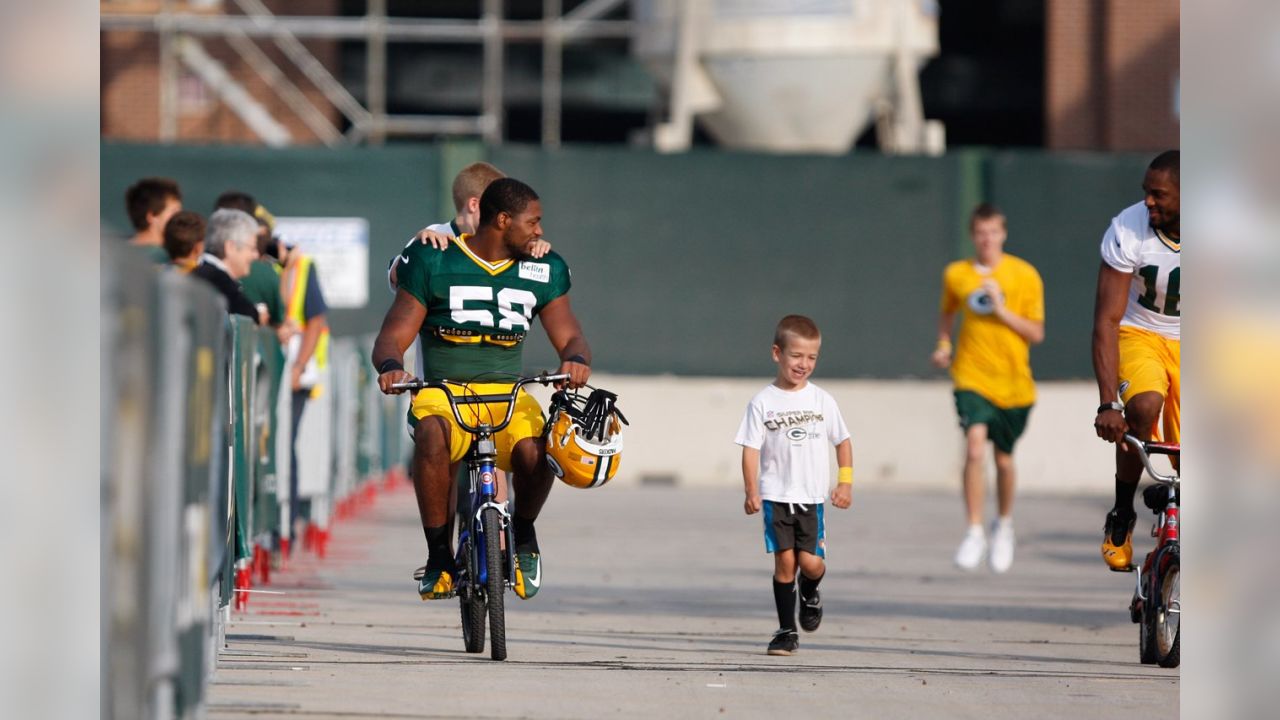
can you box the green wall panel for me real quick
[490,145,964,378]
[985,151,1153,380]
[102,142,1152,380]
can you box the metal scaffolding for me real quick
[100,0,633,147]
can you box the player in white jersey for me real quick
[1091,150,1180,571]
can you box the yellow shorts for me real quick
[409,382,546,470]
[1118,326,1181,444]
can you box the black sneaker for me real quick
[799,589,823,632]
[766,629,799,656]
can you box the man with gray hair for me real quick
[191,208,262,324]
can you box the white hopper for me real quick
[633,0,941,154]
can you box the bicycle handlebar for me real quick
[389,373,572,436]
[1123,433,1180,485]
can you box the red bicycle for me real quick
[1123,433,1180,668]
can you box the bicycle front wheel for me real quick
[1155,551,1180,668]
[483,507,507,661]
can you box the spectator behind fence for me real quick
[278,234,330,548]
[163,210,206,273]
[192,209,262,324]
[125,177,183,265]
[214,190,287,330]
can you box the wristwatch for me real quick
[1097,401,1124,414]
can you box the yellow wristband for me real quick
[838,467,853,485]
[935,339,952,353]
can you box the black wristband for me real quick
[566,354,588,366]
[377,358,404,374]
[1097,402,1124,414]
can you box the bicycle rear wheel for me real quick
[459,534,485,654]
[482,507,507,661]
[1154,551,1180,668]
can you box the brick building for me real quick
[102,1,1181,152]
[101,0,342,145]
[1045,0,1180,151]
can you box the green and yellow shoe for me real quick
[417,568,455,600]
[513,551,542,600]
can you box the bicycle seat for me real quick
[1142,483,1177,513]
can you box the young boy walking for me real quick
[735,315,853,656]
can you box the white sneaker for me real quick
[954,525,987,571]
[989,518,1015,574]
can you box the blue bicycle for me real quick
[394,372,569,661]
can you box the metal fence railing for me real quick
[101,244,409,720]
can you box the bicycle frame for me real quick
[459,433,512,593]
[1125,433,1180,601]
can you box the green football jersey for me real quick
[397,236,571,381]
[239,259,285,326]
[134,243,170,265]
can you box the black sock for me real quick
[513,516,538,553]
[424,525,453,570]
[1108,477,1137,545]
[1114,474,1138,519]
[799,570,825,602]
[773,579,797,632]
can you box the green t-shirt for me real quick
[397,236,571,381]
[239,259,285,326]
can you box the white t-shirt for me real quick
[1099,202,1181,340]
[734,382,851,504]
[387,221,454,293]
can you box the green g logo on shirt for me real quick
[966,288,996,315]
[786,427,807,442]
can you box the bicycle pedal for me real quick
[1128,599,1142,623]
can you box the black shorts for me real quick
[762,501,826,558]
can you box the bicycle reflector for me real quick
[544,387,628,489]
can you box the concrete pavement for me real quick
[207,483,1178,719]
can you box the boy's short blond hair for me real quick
[451,162,506,213]
[773,314,821,350]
